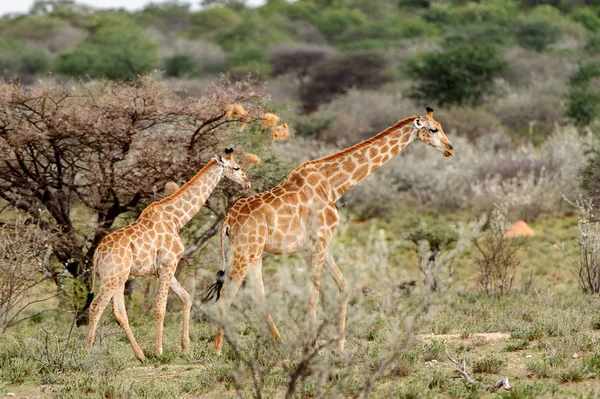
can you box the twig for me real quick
[445,348,476,385]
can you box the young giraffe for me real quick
[87,149,250,362]
[210,107,454,354]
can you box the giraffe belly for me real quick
[264,229,306,255]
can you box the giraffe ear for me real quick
[414,118,424,129]
[213,155,227,166]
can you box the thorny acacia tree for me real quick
[0,75,277,307]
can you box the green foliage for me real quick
[187,6,241,37]
[336,15,437,50]
[572,8,600,32]
[214,14,292,52]
[515,16,562,52]
[423,0,517,27]
[0,15,69,44]
[291,115,334,138]
[445,24,512,47]
[0,39,51,81]
[567,63,600,126]
[164,53,198,77]
[313,8,369,42]
[585,32,600,53]
[56,17,157,80]
[405,42,506,106]
[405,220,458,253]
[472,356,506,373]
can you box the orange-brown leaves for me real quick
[261,113,280,127]
[270,123,290,140]
[243,153,262,167]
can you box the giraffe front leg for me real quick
[170,277,192,353]
[154,270,174,356]
[324,252,349,352]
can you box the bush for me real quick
[313,8,369,43]
[301,51,391,112]
[406,42,506,106]
[515,17,561,52]
[164,53,198,77]
[156,38,226,75]
[472,205,522,297]
[56,21,157,80]
[566,63,600,126]
[0,40,51,83]
[319,89,418,143]
[571,8,600,32]
[187,6,241,38]
[574,198,600,294]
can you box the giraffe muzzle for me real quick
[443,144,454,157]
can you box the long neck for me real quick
[310,117,417,201]
[158,160,223,229]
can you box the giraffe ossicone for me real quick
[210,107,454,355]
[85,149,250,362]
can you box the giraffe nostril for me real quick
[447,144,453,150]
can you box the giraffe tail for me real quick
[201,221,229,303]
[81,251,98,313]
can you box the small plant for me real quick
[408,219,482,292]
[164,53,199,77]
[472,356,506,374]
[574,198,600,294]
[472,205,522,297]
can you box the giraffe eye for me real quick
[233,167,240,171]
[429,128,439,133]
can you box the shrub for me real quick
[313,8,369,43]
[0,40,51,83]
[574,198,600,294]
[0,221,53,330]
[156,38,226,75]
[301,51,391,113]
[472,356,506,374]
[567,63,600,126]
[164,53,198,77]
[571,8,600,32]
[319,89,419,143]
[515,17,561,52]
[56,21,157,80]
[472,205,522,297]
[188,6,241,37]
[405,42,506,106]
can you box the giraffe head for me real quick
[214,148,251,188]
[413,107,454,157]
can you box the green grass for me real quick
[2,211,599,398]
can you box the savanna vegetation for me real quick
[3,0,600,398]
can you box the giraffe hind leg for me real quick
[247,257,280,340]
[214,259,248,356]
[86,283,119,351]
[112,286,145,361]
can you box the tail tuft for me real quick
[81,292,95,313]
[202,270,225,303]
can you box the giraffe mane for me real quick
[149,159,218,208]
[305,115,417,165]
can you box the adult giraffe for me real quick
[210,107,454,354]
[87,149,250,362]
